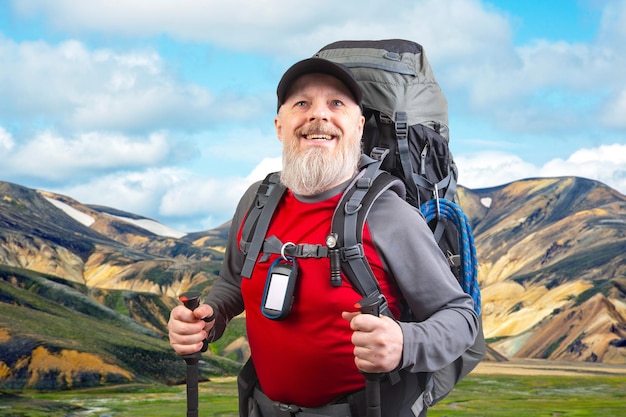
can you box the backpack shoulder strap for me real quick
[331,149,405,304]
[240,172,286,278]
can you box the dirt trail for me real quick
[472,359,626,377]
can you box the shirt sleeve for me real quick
[204,181,260,342]
[366,190,480,373]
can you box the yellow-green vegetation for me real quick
[1,380,239,417]
[27,346,133,389]
[0,268,238,390]
[429,374,626,416]
[2,373,625,417]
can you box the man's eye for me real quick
[331,100,344,107]
[295,101,308,107]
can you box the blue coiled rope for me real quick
[420,198,481,316]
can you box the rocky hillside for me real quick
[1,175,625,391]
[0,181,237,390]
[1,181,226,297]
[460,176,626,363]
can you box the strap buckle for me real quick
[273,401,301,417]
[370,146,390,162]
[395,111,408,140]
[341,244,365,261]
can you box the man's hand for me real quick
[342,311,403,373]
[168,304,214,355]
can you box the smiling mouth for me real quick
[304,133,334,141]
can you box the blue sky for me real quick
[1,0,625,232]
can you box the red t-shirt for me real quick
[240,190,401,407]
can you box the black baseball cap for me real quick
[276,58,362,111]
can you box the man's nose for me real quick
[309,102,329,121]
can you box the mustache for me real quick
[295,122,341,137]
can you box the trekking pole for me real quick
[356,295,384,417]
[179,291,210,417]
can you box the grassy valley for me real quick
[2,369,625,417]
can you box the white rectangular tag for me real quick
[264,272,290,311]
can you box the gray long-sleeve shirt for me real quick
[206,175,479,376]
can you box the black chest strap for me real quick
[240,172,286,278]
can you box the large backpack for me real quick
[239,39,485,415]
[319,39,484,410]
[316,39,460,262]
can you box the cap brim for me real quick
[276,58,362,110]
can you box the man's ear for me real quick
[274,116,284,142]
[356,114,365,138]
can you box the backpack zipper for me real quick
[420,142,429,176]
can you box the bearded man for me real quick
[168,58,479,417]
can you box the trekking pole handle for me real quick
[180,291,202,311]
[179,292,211,355]
[355,295,383,417]
[178,291,210,417]
[181,291,217,322]
[356,295,382,317]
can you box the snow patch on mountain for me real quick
[46,197,185,238]
[46,197,95,227]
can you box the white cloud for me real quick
[445,36,626,135]
[8,0,624,136]
[0,36,260,133]
[246,157,282,183]
[12,0,351,51]
[157,156,282,228]
[54,167,188,219]
[540,144,626,193]
[0,126,15,151]
[566,143,626,165]
[601,88,626,129]
[160,176,250,217]
[50,166,260,232]
[45,147,280,231]
[199,127,282,168]
[11,0,509,58]
[457,143,626,196]
[597,0,626,45]
[2,131,172,180]
[455,151,538,189]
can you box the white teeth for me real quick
[306,134,332,140]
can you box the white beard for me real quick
[280,138,361,196]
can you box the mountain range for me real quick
[461,177,626,363]
[1,175,625,390]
